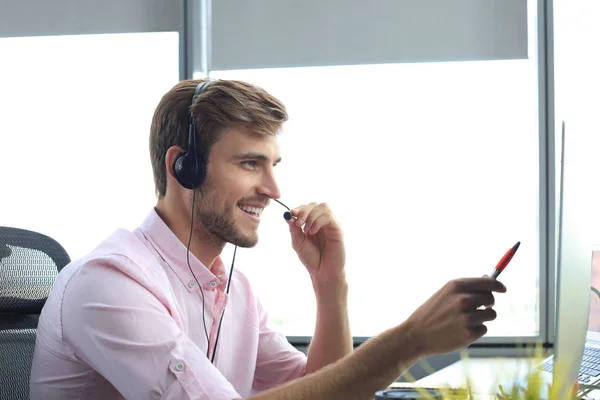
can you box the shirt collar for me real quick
[138,208,228,292]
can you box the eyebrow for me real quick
[233,152,282,164]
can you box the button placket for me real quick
[213,291,228,318]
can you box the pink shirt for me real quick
[30,209,306,400]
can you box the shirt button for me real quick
[175,363,185,371]
[188,281,196,288]
[209,281,217,288]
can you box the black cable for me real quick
[186,186,237,364]
[272,198,293,220]
[186,188,211,358]
[186,193,289,363]
[210,245,236,364]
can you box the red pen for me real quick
[490,241,520,279]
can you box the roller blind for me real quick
[0,0,184,37]
[211,0,528,70]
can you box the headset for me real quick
[173,79,234,365]
[173,80,212,190]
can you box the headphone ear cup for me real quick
[173,151,206,189]
[175,80,212,191]
[173,152,194,189]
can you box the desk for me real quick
[389,357,537,399]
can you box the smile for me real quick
[238,204,264,222]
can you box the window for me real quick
[1,0,545,344]
[553,1,600,133]
[208,59,540,339]
[0,32,179,260]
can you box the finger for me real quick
[479,275,495,309]
[458,292,495,311]
[303,203,331,233]
[468,324,488,339]
[292,203,318,228]
[450,277,506,293]
[305,213,333,235]
[467,308,498,325]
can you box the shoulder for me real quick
[65,228,168,287]
[48,229,173,316]
[38,228,171,342]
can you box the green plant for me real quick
[394,345,583,400]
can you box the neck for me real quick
[155,198,225,271]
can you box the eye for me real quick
[241,160,257,168]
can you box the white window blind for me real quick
[211,0,528,70]
[0,0,183,37]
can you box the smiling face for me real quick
[193,126,282,248]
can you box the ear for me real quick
[165,145,186,179]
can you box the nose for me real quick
[257,167,281,200]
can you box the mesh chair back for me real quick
[0,226,70,400]
[0,329,37,400]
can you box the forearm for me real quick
[249,320,422,400]
[306,279,353,374]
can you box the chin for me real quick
[223,222,259,248]
[235,232,258,248]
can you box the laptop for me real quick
[538,249,600,397]
[500,120,598,399]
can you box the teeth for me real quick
[239,204,263,216]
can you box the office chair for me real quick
[0,226,70,400]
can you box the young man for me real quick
[30,79,506,400]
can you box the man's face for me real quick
[194,127,282,248]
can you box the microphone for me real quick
[272,198,294,220]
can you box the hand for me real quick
[286,202,346,285]
[405,277,507,357]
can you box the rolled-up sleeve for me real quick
[252,298,307,392]
[61,255,241,400]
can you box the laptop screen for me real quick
[588,251,600,333]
